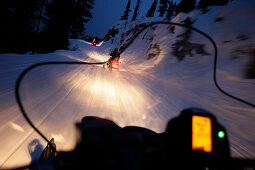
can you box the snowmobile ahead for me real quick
[91,38,97,46]
[104,48,120,71]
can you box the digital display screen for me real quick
[192,115,212,152]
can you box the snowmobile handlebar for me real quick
[9,108,255,170]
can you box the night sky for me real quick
[86,0,181,38]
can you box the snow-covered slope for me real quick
[0,41,110,168]
[0,0,255,168]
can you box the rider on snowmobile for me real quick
[92,38,97,46]
[108,48,120,70]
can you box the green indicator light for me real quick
[218,131,225,138]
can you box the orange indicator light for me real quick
[192,115,212,152]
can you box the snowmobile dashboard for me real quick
[8,108,255,170]
[164,108,230,167]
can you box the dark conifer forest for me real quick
[0,0,94,54]
[0,0,231,54]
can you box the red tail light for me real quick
[111,60,119,69]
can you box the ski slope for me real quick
[0,0,255,168]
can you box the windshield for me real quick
[0,22,254,168]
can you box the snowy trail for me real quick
[0,49,96,167]
[1,38,255,168]
[1,2,255,165]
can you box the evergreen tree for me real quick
[70,0,94,39]
[165,0,176,20]
[41,0,73,52]
[176,0,196,14]
[32,0,47,33]
[40,0,94,52]
[0,0,48,53]
[158,0,169,17]
[132,0,141,21]
[0,0,94,53]
[146,0,158,17]
[120,0,131,20]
